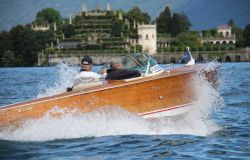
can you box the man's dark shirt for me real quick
[105,69,141,80]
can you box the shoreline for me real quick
[0,62,250,69]
[38,49,250,66]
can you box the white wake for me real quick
[0,62,224,141]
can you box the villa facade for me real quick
[138,24,157,54]
[200,25,236,45]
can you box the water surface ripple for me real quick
[0,63,249,159]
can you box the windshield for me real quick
[122,53,162,75]
[98,53,162,76]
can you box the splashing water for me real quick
[0,62,224,142]
[199,61,221,72]
[37,63,78,98]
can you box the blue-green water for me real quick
[0,63,249,159]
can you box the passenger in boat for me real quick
[180,47,195,65]
[105,60,141,80]
[66,55,105,92]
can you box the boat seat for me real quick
[124,70,164,82]
[73,81,104,91]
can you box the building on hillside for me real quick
[200,24,236,45]
[31,24,50,31]
[54,2,159,55]
[138,24,157,54]
[217,25,232,37]
[155,24,236,51]
[57,1,128,52]
[157,37,176,49]
[81,1,111,16]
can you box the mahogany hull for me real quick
[0,66,197,127]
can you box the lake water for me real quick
[0,63,249,159]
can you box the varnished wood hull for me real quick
[0,66,198,127]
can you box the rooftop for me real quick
[217,25,231,30]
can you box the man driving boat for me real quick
[105,60,141,80]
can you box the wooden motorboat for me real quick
[0,53,216,127]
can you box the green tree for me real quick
[243,24,250,47]
[156,6,171,33]
[227,19,239,34]
[226,20,246,47]
[63,24,75,38]
[0,31,13,58]
[175,32,201,48]
[209,29,218,37]
[9,25,24,56]
[111,19,124,37]
[4,24,54,66]
[1,50,16,67]
[169,13,191,36]
[35,30,54,50]
[180,12,191,31]
[13,27,39,66]
[228,19,235,28]
[234,27,244,47]
[142,12,151,24]
[201,30,212,37]
[127,6,150,24]
[169,13,180,36]
[36,8,61,24]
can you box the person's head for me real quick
[186,46,190,52]
[80,55,93,71]
[111,59,123,70]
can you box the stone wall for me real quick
[38,49,250,66]
[38,53,125,66]
[155,50,250,63]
